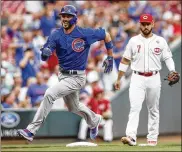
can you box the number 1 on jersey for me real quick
[137,45,141,53]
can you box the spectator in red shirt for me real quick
[78,86,113,142]
[172,14,181,38]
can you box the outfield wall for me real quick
[1,110,81,138]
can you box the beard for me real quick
[62,21,73,30]
[141,28,152,36]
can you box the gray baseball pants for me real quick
[27,72,100,135]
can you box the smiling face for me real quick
[60,14,74,30]
[140,22,154,36]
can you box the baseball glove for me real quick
[164,71,180,86]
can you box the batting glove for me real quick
[102,56,113,73]
[40,47,52,61]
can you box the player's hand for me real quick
[41,47,52,57]
[102,56,113,73]
[40,47,52,61]
[114,80,121,90]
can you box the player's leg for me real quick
[63,91,101,129]
[26,81,73,134]
[18,74,85,140]
[63,91,102,140]
[17,85,58,140]
[122,73,146,145]
[77,118,88,140]
[103,119,113,142]
[146,73,161,145]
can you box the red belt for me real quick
[134,71,158,77]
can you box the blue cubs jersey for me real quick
[43,26,106,70]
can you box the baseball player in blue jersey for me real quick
[17,5,114,141]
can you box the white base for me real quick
[138,143,156,147]
[66,142,98,147]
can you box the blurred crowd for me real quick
[1,1,181,109]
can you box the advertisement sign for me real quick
[1,110,81,138]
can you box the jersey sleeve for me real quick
[161,38,172,61]
[86,27,106,45]
[122,39,132,60]
[43,29,58,52]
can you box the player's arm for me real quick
[41,30,57,61]
[104,32,113,57]
[115,57,131,90]
[114,38,132,90]
[162,39,176,72]
[102,32,114,73]
[164,57,175,72]
[87,28,113,73]
[161,38,180,86]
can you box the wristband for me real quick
[119,63,129,72]
[105,41,113,50]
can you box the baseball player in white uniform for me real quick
[114,14,179,146]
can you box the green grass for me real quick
[2,141,181,151]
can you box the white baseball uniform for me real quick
[122,33,172,141]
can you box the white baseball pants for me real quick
[126,72,161,141]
